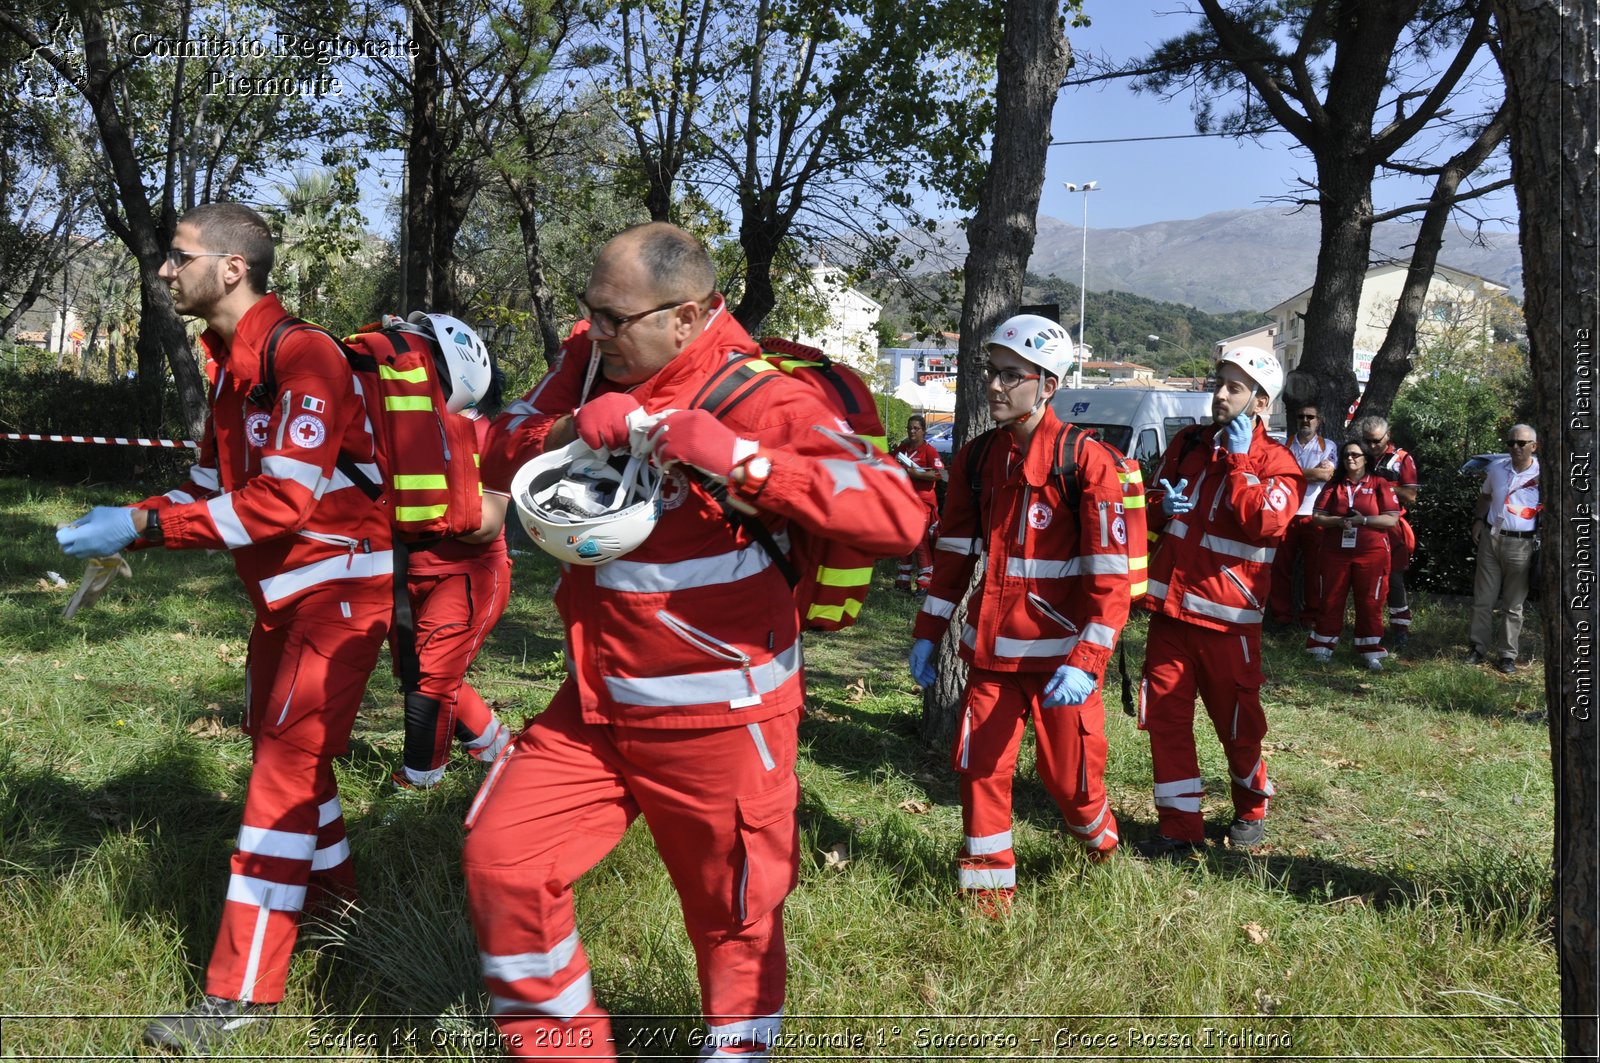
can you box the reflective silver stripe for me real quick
[596,543,772,593]
[994,634,1073,657]
[226,874,306,911]
[1068,801,1111,838]
[1353,636,1383,646]
[164,489,196,505]
[317,797,343,827]
[1080,623,1117,649]
[258,549,395,604]
[1307,632,1337,646]
[1241,472,1261,485]
[936,536,979,555]
[1154,778,1201,797]
[1240,635,1251,665]
[603,642,802,708]
[236,826,316,862]
[1154,795,1202,812]
[921,595,957,619]
[327,462,381,494]
[311,838,351,871]
[965,831,1013,856]
[1006,555,1129,578]
[747,723,776,772]
[262,454,325,494]
[490,971,593,1020]
[702,1012,783,1056]
[1232,760,1276,797]
[190,466,220,492]
[1165,520,1190,539]
[958,867,1016,889]
[240,889,272,1003]
[482,928,582,982]
[207,495,253,548]
[1181,591,1261,625]
[1200,533,1276,563]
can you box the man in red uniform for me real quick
[1354,415,1421,649]
[56,204,392,1052]
[892,414,944,594]
[907,315,1128,912]
[1138,347,1304,857]
[464,223,923,1058]
[1267,404,1337,629]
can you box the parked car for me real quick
[925,420,955,456]
[1459,452,1507,476]
[1049,387,1216,469]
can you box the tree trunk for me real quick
[403,2,440,315]
[512,198,563,365]
[731,217,781,335]
[134,255,206,440]
[1492,2,1598,1058]
[918,0,1071,748]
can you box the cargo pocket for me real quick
[734,772,800,927]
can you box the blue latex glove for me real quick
[1159,478,1193,516]
[909,638,937,687]
[57,506,138,559]
[1225,412,1255,454]
[1042,665,1097,707]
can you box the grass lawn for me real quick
[0,475,1557,1059]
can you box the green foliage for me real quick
[0,368,193,483]
[875,393,913,441]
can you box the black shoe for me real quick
[1464,648,1486,665]
[1496,657,1517,675]
[1134,835,1202,862]
[144,995,273,1053]
[1226,817,1267,849]
[1388,630,1409,651]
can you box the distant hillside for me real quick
[906,206,1523,313]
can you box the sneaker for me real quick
[1496,657,1517,675]
[965,888,1014,919]
[1226,817,1267,849]
[1134,835,1202,862]
[1464,647,1486,665]
[144,995,273,1053]
[1365,657,1383,672]
[390,769,440,792]
[1306,647,1333,663]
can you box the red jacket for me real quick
[1314,473,1399,556]
[1143,420,1305,633]
[912,409,1130,678]
[485,304,925,729]
[136,294,392,617]
[893,439,943,500]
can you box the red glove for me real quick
[647,409,756,479]
[573,392,642,452]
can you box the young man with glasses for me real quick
[56,203,393,1052]
[1269,405,1338,629]
[470,222,923,1058]
[1467,426,1541,673]
[906,314,1130,912]
[1352,415,1421,649]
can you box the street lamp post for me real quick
[1063,181,1100,388]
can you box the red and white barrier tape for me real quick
[3,432,199,449]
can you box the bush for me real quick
[876,393,914,444]
[0,368,194,484]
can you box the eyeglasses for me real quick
[1296,414,1318,421]
[1361,436,1386,446]
[981,364,1041,389]
[164,249,234,270]
[1343,451,1365,460]
[1507,439,1535,448]
[578,295,692,337]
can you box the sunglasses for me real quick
[1507,439,1535,448]
[1343,451,1365,459]
[1296,413,1318,420]
[164,249,234,270]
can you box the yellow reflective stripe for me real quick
[806,598,864,623]
[385,396,434,412]
[773,358,821,372]
[379,364,430,384]
[393,474,448,491]
[1120,468,1144,485]
[396,504,449,521]
[863,433,888,451]
[744,360,779,374]
[1129,579,1149,598]
[1131,554,1148,570]
[815,566,873,587]
[473,453,481,466]
[1122,494,1146,509]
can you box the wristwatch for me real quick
[140,508,164,544]
[733,454,773,500]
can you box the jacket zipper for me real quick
[1098,500,1109,546]
[1016,485,1030,548]
[1220,565,1262,611]
[657,609,759,701]
[1026,592,1079,634]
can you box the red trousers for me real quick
[1138,614,1274,843]
[1308,548,1390,663]
[896,496,938,589]
[461,682,798,1059]
[1267,516,1323,626]
[952,668,1118,890]
[207,590,389,1003]
[397,559,513,783]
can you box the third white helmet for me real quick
[511,440,662,566]
[987,314,1075,379]
[1216,345,1284,405]
[405,312,493,414]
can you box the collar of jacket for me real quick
[198,292,291,369]
[1014,405,1065,488]
[629,297,762,405]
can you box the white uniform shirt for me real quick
[1289,434,1338,516]
[1482,456,1541,532]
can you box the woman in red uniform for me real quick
[1306,442,1400,670]
[892,414,944,593]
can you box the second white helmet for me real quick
[1216,345,1284,405]
[987,314,1076,379]
[511,440,662,566]
[404,312,493,414]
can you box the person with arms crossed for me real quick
[56,203,392,1053]
[1268,404,1337,629]
[1138,347,1304,857]
[465,223,924,1058]
[893,413,945,594]
[908,315,1129,914]
[1466,425,1540,673]
[1354,415,1421,650]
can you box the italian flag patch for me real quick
[301,395,326,413]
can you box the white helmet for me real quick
[1217,345,1284,404]
[987,314,1075,378]
[404,312,493,414]
[510,440,662,566]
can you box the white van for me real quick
[1049,387,1215,469]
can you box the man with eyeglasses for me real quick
[55,203,393,1052]
[1352,415,1421,649]
[1467,426,1541,673]
[906,314,1130,913]
[1137,347,1304,858]
[471,222,923,1058]
[1268,405,1338,629]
